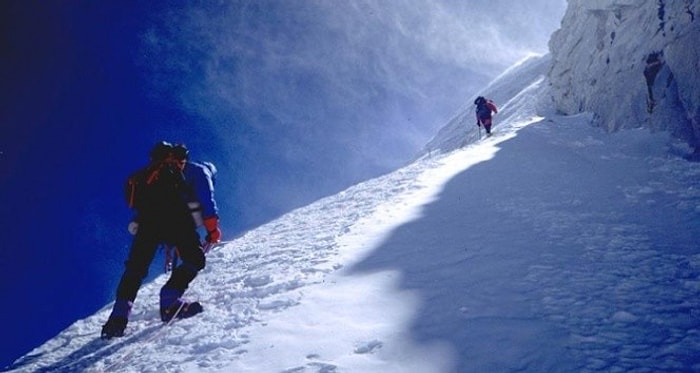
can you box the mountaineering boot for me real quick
[160,287,203,322]
[160,300,203,322]
[101,299,132,339]
[101,317,127,339]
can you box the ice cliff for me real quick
[549,0,700,152]
[424,1,699,156]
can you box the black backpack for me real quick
[124,160,188,214]
[475,99,491,118]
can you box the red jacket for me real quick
[476,100,498,121]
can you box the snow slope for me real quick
[6,49,700,372]
[422,53,551,154]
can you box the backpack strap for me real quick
[124,161,172,209]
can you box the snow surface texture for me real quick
[549,0,700,151]
[6,51,700,372]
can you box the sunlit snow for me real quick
[7,50,700,373]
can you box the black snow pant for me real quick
[478,115,493,134]
[114,220,205,306]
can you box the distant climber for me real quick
[644,52,664,113]
[474,96,499,137]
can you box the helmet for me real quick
[150,141,173,162]
[474,96,486,105]
[173,143,189,161]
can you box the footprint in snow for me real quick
[354,340,383,354]
[308,362,338,372]
[244,274,273,287]
[281,356,337,373]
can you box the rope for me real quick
[97,240,229,372]
[99,301,186,372]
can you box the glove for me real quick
[204,216,221,243]
[128,221,139,235]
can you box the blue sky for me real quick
[0,0,565,367]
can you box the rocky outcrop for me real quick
[549,0,700,152]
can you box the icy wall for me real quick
[549,0,700,152]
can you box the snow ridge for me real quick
[7,5,700,369]
[422,53,551,155]
[6,157,432,372]
[10,66,700,372]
